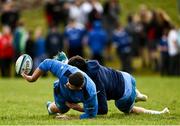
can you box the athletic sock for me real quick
[48,105,53,114]
[135,90,148,102]
[144,107,169,114]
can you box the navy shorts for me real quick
[115,72,136,113]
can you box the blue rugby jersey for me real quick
[38,59,98,119]
[113,29,132,54]
[64,23,86,49]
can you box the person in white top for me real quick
[69,0,84,24]
[167,26,179,75]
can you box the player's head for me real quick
[68,55,87,72]
[67,72,84,90]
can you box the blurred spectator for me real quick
[80,0,93,26]
[126,13,146,59]
[88,21,107,65]
[34,27,46,69]
[44,0,55,27]
[146,10,159,71]
[103,0,120,39]
[113,23,133,73]
[25,31,35,59]
[158,28,170,76]
[138,4,151,68]
[177,28,180,75]
[64,19,86,58]
[44,0,69,27]
[156,9,171,41]
[87,0,103,30]
[103,0,121,60]
[125,14,137,56]
[45,25,63,58]
[13,21,28,60]
[167,26,179,75]
[0,1,20,32]
[0,26,14,77]
[69,0,84,24]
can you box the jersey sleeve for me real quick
[80,94,98,119]
[96,86,108,115]
[38,59,52,72]
[38,59,66,76]
[80,85,98,120]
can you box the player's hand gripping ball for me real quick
[15,54,33,75]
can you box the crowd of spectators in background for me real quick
[0,0,180,78]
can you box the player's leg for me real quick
[54,51,68,63]
[115,72,137,113]
[46,80,70,115]
[135,89,148,102]
[130,106,169,114]
[46,101,60,115]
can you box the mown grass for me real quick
[0,77,179,125]
[0,1,179,125]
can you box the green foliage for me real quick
[0,77,180,125]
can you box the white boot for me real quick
[135,89,148,102]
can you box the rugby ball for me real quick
[15,54,33,75]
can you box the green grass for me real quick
[0,77,180,125]
[0,1,179,125]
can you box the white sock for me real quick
[48,104,53,114]
[144,107,169,115]
[136,89,148,101]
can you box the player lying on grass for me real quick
[49,52,169,115]
[21,59,98,119]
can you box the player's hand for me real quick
[21,72,33,82]
[21,72,27,79]
[55,113,70,120]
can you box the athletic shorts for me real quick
[115,72,136,113]
[53,80,69,113]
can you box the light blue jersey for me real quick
[39,59,98,119]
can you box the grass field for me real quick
[0,76,180,125]
[0,0,180,125]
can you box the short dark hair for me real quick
[69,72,84,88]
[68,55,87,72]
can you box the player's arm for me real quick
[80,94,98,119]
[97,88,108,115]
[21,59,60,82]
[65,102,84,112]
[21,68,44,82]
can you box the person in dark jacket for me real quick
[45,25,63,58]
[0,2,20,31]
[67,55,169,115]
[25,31,35,60]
